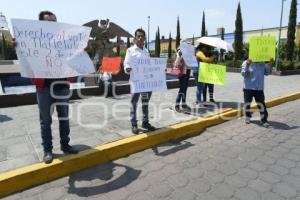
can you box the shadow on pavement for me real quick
[0,114,13,123]
[268,121,299,130]
[250,120,299,130]
[67,162,141,197]
[152,141,194,156]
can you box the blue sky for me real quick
[1,0,299,41]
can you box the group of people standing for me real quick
[173,41,273,127]
[173,43,216,113]
[17,10,273,164]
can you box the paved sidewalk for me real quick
[0,73,300,173]
[3,98,300,200]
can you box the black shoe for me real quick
[181,104,191,112]
[175,105,181,112]
[245,118,251,124]
[132,125,139,134]
[43,151,53,164]
[182,104,191,110]
[210,99,215,103]
[61,145,78,154]
[142,122,156,131]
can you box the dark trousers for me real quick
[37,86,70,152]
[203,83,214,101]
[176,70,190,106]
[130,92,152,126]
[243,89,268,122]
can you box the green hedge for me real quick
[279,60,300,71]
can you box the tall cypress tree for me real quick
[155,27,161,57]
[220,28,225,61]
[168,32,172,58]
[201,11,206,37]
[192,34,195,45]
[234,2,244,60]
[145,36,148,49]
[155,31,158,57]
[286,0,297,61]
[157,27,161,57]
[126,37,130,48]
[176,16,181,48]
[116,36,120,56]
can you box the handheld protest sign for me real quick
[11,18,95,78]
[249,36,276,62]
[129,57,167,93]
[198,62,226,85]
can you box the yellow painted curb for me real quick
[0,92,300,198]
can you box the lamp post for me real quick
[275,0,286,71]
[147,16,150,51]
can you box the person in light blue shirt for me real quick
[241,59,273,127]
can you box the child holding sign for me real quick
[241,59,273,127]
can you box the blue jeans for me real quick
[37,86,70,152]
[193,71,203,103]
[130,92,152,126]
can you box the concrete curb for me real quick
[0,92,299,197]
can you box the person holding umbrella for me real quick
[194,43,215,105]
[194,37,234,105]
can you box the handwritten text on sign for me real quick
[178,43,198,68]
[11,19,95,78]
[198,62,226,85]
[129,58,167,93]
[249,36,276,62]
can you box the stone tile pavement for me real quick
[0,73,300,173]
[3,96,300,200]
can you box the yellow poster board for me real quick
[198,62,226,85]
[249,36,276,62]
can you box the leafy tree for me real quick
[176,16,181,48]
[286,0,297,61]
[1,34,7,59]
[234,2,244,60]
[0,38,17,60]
